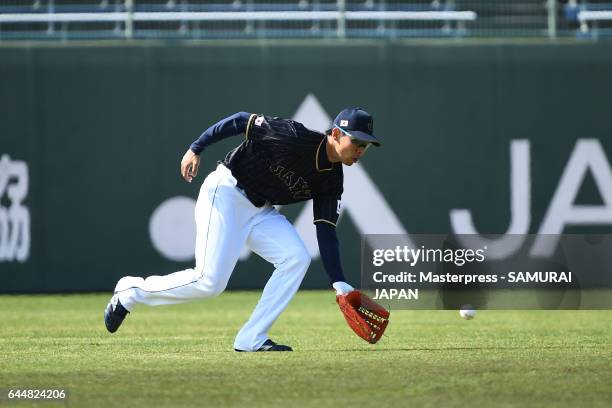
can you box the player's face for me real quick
[334,127,370,165]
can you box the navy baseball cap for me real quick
[331,107,380,147]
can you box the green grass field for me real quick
[1,291,611,407]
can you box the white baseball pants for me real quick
[115,163,310,351]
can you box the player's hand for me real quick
[332,281,354,296]
[180,149,201,183]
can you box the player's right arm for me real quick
[180,149,201,183]
[181,112,254,182]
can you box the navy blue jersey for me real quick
[223,114,343,227]
[190,112,348,283]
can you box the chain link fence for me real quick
[0,1,611,40]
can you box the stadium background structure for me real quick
[1,1,612,40]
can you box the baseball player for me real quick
[104,108,380,352]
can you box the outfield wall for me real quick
[1,41,612,293]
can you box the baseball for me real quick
[459,305,476,320]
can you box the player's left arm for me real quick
[313,196,354,295]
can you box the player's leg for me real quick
[233,208,311,351]
[112,165,256,312]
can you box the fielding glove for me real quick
[336,290,390,344]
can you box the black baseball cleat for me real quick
[235,339,293,352]
[104,296,129,333]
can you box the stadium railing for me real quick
[1,1,611,40]
[563,0,612,38]
[0,1,477,39]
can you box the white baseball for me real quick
[459,304,476,320]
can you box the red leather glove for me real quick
[336,290,390,344]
